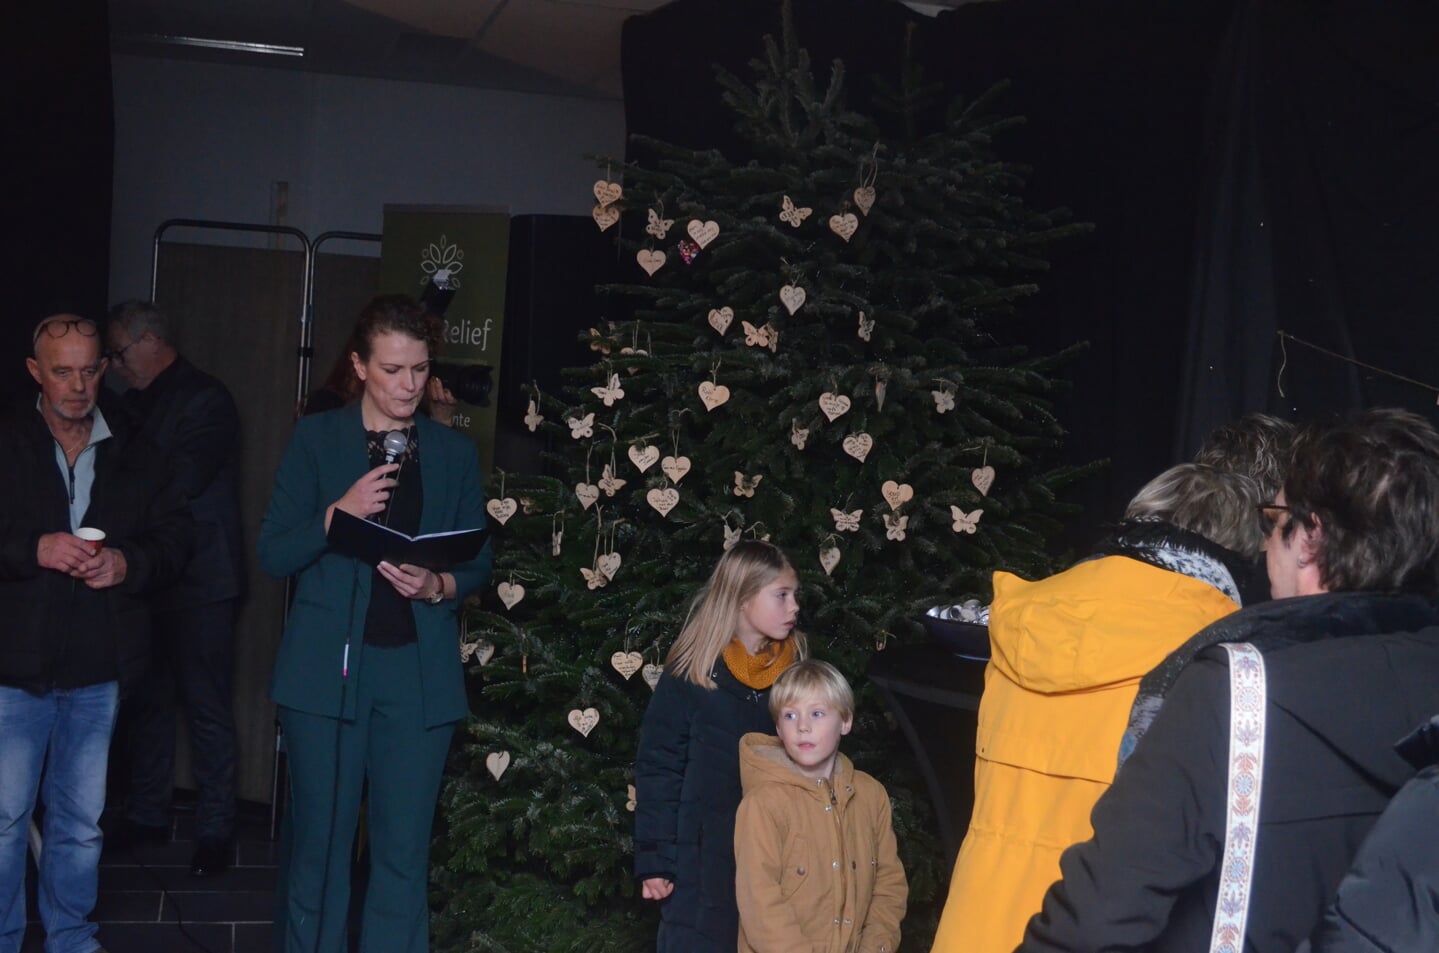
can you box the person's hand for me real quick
[73,548,128,589]
[331,464,400,524]
[378,561,441,600]
[641,877,674,901]
[427,377,458,427]
[37,533,97,574]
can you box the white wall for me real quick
[109,55,627,300]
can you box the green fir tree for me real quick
[432,14,1088,953]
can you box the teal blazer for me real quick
[259,403,491,726]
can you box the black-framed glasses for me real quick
[108,338,140,364]
[32,319,98,346]
[1257,501,1290,532]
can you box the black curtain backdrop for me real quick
[622,0,1439,545]
[6,0,114,401]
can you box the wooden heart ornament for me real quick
[818,392,852,422]
[568,707,600,737]
[642,663,663,690]
[593,179,622,206]
[819,545,841,577]
[779,284,807,316]
[708,307,734,336]
[497,582,525,610]
[881,480,914,511]
[854,186,876,216]
[842,432,874,463]
[596,552,622,580]
[971,465,996,497]
[628,445,660,473]
[646,487,681,517]
[460,639,495,666]
[637,249,667,276]
[486,751,511,780]
[698,381,731,411]
[486,498,518,524]
[592,204,619,232]
[574,482,600,510]
[687,219,720,249]
[661,455,692,483]
[828,213,859,242]
[611,651,643,680]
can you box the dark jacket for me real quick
[122,356,244,610]
[0,399,192,690]
[1019,592,1439,953]
[634,661,780,953]
[1302,718,1439,953]
[258,402,491,727]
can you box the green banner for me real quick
[380,206,509,474]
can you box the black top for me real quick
[362,426,422,647]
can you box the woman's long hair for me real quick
[665,540,808,688]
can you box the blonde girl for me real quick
[633,541,807,953]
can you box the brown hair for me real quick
[1282,408,1439,594]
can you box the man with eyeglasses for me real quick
[104,301,243,877]
[0,314,190,953]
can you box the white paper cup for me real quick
[75,527,106,555]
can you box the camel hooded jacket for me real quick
[933,526,1244,953]
[735,733,907,953]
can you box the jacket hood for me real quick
[987,554,1240,695]
[739,732,855,803]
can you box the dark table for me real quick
[867,641,988,866]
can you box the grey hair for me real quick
[1195,413,1296,502]
[108,300,176,346]
[1125,463,1264,557]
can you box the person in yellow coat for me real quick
[931,463,1264,953]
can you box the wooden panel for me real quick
[153,241,379,804]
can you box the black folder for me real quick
[327,509,489,571]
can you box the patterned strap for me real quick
[1211,642,1266,953]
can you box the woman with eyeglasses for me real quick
[1017,409,1439,953]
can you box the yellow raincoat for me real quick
[931,555,1241,953]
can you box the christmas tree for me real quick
[432,13,1088,953]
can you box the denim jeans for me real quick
[0,682,119,953]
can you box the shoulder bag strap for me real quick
[1211,642,1267,953]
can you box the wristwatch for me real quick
[426,577,445,605]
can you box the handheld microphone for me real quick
[381,430,408,466]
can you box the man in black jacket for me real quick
[0,314,190,953]
[1019,409,1439,953]
[106,301,244,877]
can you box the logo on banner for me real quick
[420,235,464,289]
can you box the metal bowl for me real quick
[920,616,991,660]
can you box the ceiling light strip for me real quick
[138,34,306,57]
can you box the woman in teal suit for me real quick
[259,295,491,953]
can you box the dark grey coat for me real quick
[634,662,778,953]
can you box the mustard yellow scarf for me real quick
[722,637,797,690]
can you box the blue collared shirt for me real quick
[39,400,114,531]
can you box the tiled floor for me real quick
[21,805,282,953]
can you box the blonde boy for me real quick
[734,660,908,953]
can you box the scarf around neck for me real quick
[722,637,797,690]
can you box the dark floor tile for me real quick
[235,839,281,867]
[165,889,275,923]
[93,889,164,922]
[101,862,277,893]
[234,922,274,953]
[97,920,233,953]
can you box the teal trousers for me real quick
[277,641,455,953]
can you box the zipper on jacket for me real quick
[66,462,76,505]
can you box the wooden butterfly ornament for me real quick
[831,508,863,532]
[645,208,674,239]
[779,195,812,228]
[590,373,625,407]
[741,321,778,353]
[951,506,983,534]
[567,413,595,440]
[733,472,763,498]
[580,566,609,590]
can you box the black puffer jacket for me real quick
[0,399,191,690]
[1302,717,1439,953]
[1019,592,1439,953]
[634,661,778,953]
